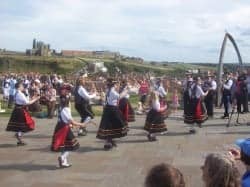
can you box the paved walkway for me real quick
[0,109,249,187]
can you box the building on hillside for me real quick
[26,38,53,56]
[61,50,120,59]
[92,51,120,59]
[61,50,92,57]
[0,48,25,55]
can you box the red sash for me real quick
[23,109,35,130]
[52,125,69,151]
[195,99,202,120]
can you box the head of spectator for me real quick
[145,163,185,187]
[201,153,240,187]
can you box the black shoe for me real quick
[104,143,113,150]
[147,134,157,142]
[221,115,229,119]
[17,141,26,146]
[110,140,117,147]
[208,116,213,119]
[198,123,202,128]
[189,129,196,134]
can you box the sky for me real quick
[1,0,250,63]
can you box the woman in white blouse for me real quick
[96,78,128,150]
[6,81,40,146]
[144,91,167,141]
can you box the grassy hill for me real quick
[0,54,216,76]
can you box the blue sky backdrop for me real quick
[1,0,250,62]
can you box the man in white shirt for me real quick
[74,77,96,136]
[203,75,217,118]
[222,73,233,118]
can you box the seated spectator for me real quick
[28,81,41,112]
[145,163,185,187]
[46,85,57,118]
[230,138,250,187]
[201,153,240,187]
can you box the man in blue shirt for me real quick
[230,138,250,187]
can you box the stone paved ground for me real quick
[0,109,249,187]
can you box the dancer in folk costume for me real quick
[6,82,40,146]
[51,95,86,168]
[203,74,217,118]
[184,77,209,133]
[155,79,168,118]
[138,78,150,111]
[74,76,96,136]
[155,79,168,107]
[97,78,128,150]
[144,91,168,141]
[221,73,233,119]
[118,80,135,125]
[183,76,193,117]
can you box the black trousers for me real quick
[242,92,249,112]
[237,92,249,113]
[75,103,94,123]
[204,91,215,117]
[222,94,231,116]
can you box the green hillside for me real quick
[0,54,216,76]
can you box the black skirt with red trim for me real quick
[6,105,35,133]
[51,122,79,152]
[144,109,167,133]
[184,98,208,124]
[119,98,135,123]
[97,105,128,140]
[159,96,169,119]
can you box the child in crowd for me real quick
[145,163,185,187]
[201,153,240,187]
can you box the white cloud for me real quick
[1,0,250,62]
